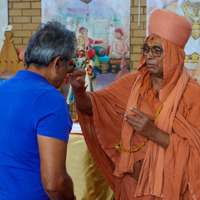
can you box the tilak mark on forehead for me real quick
[149,35,159,47]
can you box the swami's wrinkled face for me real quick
[142,34,163,77]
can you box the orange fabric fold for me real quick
[135,69,190,197]
[76,72,138,191]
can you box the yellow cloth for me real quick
[66,133,114,200]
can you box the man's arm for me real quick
[37,135,75,200]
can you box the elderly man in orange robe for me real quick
[69,9,200,200]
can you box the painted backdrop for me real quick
[0,0,8,52]
[147,0,200,78]
[42,0,130,90]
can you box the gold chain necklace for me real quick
[115,102,165,152]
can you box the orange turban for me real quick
[148,9,192,49]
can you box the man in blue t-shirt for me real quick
[0,22,77,200]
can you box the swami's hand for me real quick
[69,67,86,93]
[124,107,170,150]
[124,107,157,139]
[69,67,93,115]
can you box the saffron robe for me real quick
[77,36,200,199]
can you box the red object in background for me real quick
[115,28,124,36]
[63,75,69,84]
[87,65,93,75]
[107,46,110,56]
[87,48,96,59]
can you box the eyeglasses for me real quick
[141,44,163,58]
[67,60,76,73]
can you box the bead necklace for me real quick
[115,102,165,152]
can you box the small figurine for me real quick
[69,47,96,103]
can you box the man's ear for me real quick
[52,56,61,72]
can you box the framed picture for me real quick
[42,0,131,91]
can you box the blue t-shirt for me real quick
[0,70,72,200]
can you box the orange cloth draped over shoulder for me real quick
[77,9,200,200]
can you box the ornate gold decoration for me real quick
[89,72,94,79]
[181,3,200,40]
[185,52,199,63]
[0,31,25,75]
